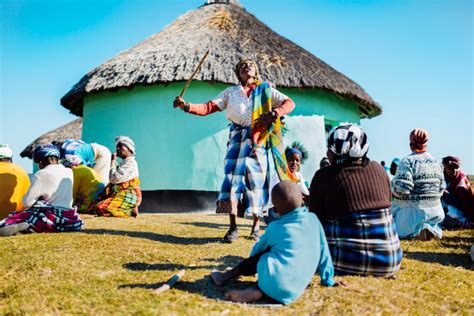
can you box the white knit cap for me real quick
[0,144,13,159]
[115,136,135,154]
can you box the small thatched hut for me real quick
[20,118,82,159]
[27,0,382,211]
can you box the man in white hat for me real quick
[0,145,30,220]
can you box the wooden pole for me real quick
[174,50,210,107]
[153,269,186,295]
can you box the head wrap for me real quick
[327,124,369,160]
[0,144,13,159]
[115,136,135,154]
[285,141,308,164]
[235,58,259,81]
[62,154,83,167]
[442,156,462,169]
[409,128,429,152]
[391,158,401,166]
[286,148,302,158]
[33,144,60,163]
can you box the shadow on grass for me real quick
[123,255,244,272]
[119,274,257,301]
[440,235,474,251]
[405,251,473,269]
[82,229,221,245]
[178,221,252,229]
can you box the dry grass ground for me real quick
[1,214,473,315]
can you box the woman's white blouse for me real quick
[212,85,289,126]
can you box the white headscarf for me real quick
[0,144,13,159]
[115,136,136,154]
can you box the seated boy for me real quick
[211,181,335,305]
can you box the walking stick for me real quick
[174,50,210,107]
[153,269,186,295]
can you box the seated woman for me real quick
[89,136,141,218]
[441,156,473,228]
[310,124,402,277]
[63,155,105,214]
[0,144,83,236]
[391,128,445,240]
[0,144,30,220]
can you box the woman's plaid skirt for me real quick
[324,208,402,277]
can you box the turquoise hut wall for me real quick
[82,82,360,191]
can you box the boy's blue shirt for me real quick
[250,206,335,305]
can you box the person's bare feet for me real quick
[225,288,263,303]
[211,271,229,286]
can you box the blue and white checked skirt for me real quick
[216,124,270,217]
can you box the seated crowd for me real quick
[0,125,472,305]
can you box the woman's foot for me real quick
[0,222,30,236]
[225,288,264,303]
[211,271,228,286]
[249,229,260,241]
[415,229,435,241]
[223,228,238,243]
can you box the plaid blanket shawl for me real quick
[90,177,142,218]
[324,208,402,277]
[251,82,296,182]
[0,203,83,233]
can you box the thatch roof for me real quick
[61,1,381,118]
[20,119,82,159]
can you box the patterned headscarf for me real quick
[442,156,462,169]
[409,128,429,152]
[235,58,259,81]
[33,144,60,163]
[115,136,135,154]
[62,154,83,167]
[327,124,369,161]
[0,144,13,159]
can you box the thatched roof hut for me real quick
[20,119,82,159]
[61,0,381,118]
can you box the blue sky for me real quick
[1,0,472,174]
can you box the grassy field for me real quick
[1,214,473,315]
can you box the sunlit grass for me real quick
[1,214,472,315]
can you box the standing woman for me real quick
[391,128,445,240]
[173,58,296,242]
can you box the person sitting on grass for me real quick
[0,144,83,236]
[441,156,473,228]
[310,124,402,277]
[211,181,335,305]
[0,144,30,220]
[89,136,141,218]
[62,155,105,214]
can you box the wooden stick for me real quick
[153,269,185,295]
[174,50,210,107]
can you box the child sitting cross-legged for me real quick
[210,181,335,305]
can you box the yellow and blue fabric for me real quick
[251,82,296,182]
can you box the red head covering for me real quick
[409,128,429,152]
[442,156,462,168]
